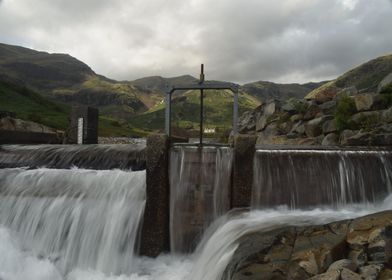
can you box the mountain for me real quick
[306,54,392,100]
[241,80,326,103]
[0,43,147,120]
[131,75,198,93]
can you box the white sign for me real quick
[77,118,84,144]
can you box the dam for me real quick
[0,135,391,279]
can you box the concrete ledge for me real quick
[232,134,256,208]
[140,134,170,256]
[0,130,62,144]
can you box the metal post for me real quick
[165,86,172,137]
[199,64,205,146]
[233,87,239,135]
[200,89,203,146]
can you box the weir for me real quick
[252,148,392,209]
[169,145,233,253]
[1,136,392,275]
[0,167,146,275]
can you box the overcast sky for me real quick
[0,0,392,84]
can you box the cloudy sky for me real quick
[0,0,392,84]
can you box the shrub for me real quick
[334,96,356,132]
[110,120,121,127]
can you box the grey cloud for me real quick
[0,0,391,84]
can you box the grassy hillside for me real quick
[0,43,151,120]
[130,89,260,136]
[306,54,392,99]
[0,81,145,137]
[241,80,326,103]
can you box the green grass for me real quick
[0,81,148,137]
[129,89,259,135]
[0,81,69,129]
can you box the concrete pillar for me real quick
[232,135,256,208]
[140,134,170,256]
[68,106,98,144]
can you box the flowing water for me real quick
[169,146,233,253]
[252,149,392,208]
[0,144,146,170]
[0,146,392,280]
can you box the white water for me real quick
[0,191,391,280]
[0,168,146,276]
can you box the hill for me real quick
[242,80,326,103]
[0,43,148,120]
[306,54,392,101]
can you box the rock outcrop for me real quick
[223,211,392,280]
[238,71,392,146]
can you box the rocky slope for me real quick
[224,211,392,280]
[238,55,392,146]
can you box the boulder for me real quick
[322,133,339,146]
[341,131,374,146]
[350,111,381,125]
[359,264,384,280]
[305,117,330,138]
[340,268,361,280]
[373,133,392,146]
[304,104,322,121]
[378,268,392,280]
[353,93,375,111]
[289,122,306,137]
[377,72,392,93]
[348,249,367,267]
[308,270,340,280]
[255,115,268,132]
[290,114,303,122]
[224,211,392,280]
[327,259,357,273]
[0,117,57,133]
[382,107,392,123]
[322,120,337,134]
[319,100,337,114]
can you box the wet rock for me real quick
[307,270,340,280]
[327,259,357,273]
[354,93,375,111]
[359,264,384,280]
[322,133,339,146]
[340,268,361,280]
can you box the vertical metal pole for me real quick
[165,88,172,137]
[200,89,203,146]
[233,87,239,135]
[199,64,204,146]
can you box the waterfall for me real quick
[252,149,392,208]
[0,144,146,170]
[169,146,233,253]
[0,167,146,275]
